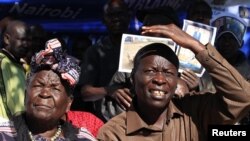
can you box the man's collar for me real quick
[126,100,183,135]
[166,100,184,123]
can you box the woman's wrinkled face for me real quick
[133,55,178,109]
[25,70,72,121]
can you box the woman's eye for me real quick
[53,87,60,91]
[32,84,41,87]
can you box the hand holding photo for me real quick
[176,19,217,77]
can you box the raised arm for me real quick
[142,24,250,125]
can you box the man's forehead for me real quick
[15,26,26,34]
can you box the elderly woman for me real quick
[0,39,96,141]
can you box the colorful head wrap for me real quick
[29,38,81,88]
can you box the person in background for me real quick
[186,0,212,25]
[70,35,92,65]
[0,15,17,49]
[79,0,131,122]
[70,35,92,111]
[0,20,31,120]
[66,35,104,134]
[97,24,250,141]
[215,29,250,79]
[215,26,250,125]
[0,38,96,141]
[21,24,47,74]
[185,0,215,93]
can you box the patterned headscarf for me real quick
[29,38,81,89]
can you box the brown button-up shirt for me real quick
[97,44,250,141]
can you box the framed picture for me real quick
[118,34,176,73]
[176,19,217,77]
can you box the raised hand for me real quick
[141,24,205,54]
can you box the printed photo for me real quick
[176,19,217,77]
[119,34,176,73]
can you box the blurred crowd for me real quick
[0,0,250,141]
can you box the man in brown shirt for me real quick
[97,24,250,141]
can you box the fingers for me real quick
[114,88,132,110]
[141,24,189,47]
[115,97,126,110]
[180,70,199,90]
[182,69,198,82]
[181,76,196,89]
[141,24,205,54]
[118,89,132,104]
[141,25,171,37]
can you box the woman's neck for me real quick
[26,116,60,138]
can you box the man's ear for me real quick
[3,33,10,46]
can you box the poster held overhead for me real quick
[176,19,217,77]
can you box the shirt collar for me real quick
[1,48,21,64]
[126,100,183,135]
[166,99,184,123]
